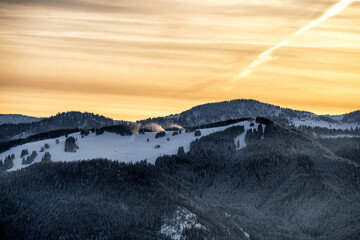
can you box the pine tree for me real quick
[4,155,14,169]
[22,151,37,165]
[194,130,201,137]
[258,123,263,135]
[155,131,166,138]
[41,152,52,162]
[177,146,185,155]
[20,149,29,158]
[64,136,79,152]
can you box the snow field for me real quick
[1,120,259,171]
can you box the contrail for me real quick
[232,0,354,83]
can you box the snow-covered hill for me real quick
[1,120,260,172]
[0,114,42,125]
[140,99,360,130]
[289,116,359,130]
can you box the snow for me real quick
[290,117,358,130]
[224,212,250,240]
[319,134,360,139]
[160,207,206,240]
[234,121,264,150]
[240,228,250,240]
[1,120,253,172]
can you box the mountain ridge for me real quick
[0,111,124,142]
[1,99,359,143]
[0,114,43,125]
[140,99,360,129]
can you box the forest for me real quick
[0,118,359,240]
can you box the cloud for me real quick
[232,0,355,83]
[0,0,359,119]
[0,0,126,12]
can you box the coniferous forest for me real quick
[1,118,359,240]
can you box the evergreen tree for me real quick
[4,155,14,170]
[20,149,29,158]
[194,130,201,137]
[64,137,79,152]
[22,151,37,165]
[41,152,52,162]
[258,123,263,135]
[155,131,166,138]
[177,146,185,155]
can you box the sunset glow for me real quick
[1,0,359,120]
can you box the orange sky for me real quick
[0,0,359,121]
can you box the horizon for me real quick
[0,98,359,121]
[1,0,359,121]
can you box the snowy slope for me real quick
[1,120,261,172]
[289,117,359,130]
[141,99,360,130]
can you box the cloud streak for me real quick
[232,0,356,82]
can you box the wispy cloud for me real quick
[232,0,356,83]
[0,0,359,119]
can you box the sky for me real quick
[0,0,359,121]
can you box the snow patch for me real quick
[240,228,250,240]
[290,117,358,130]
[160,207,205,240]
[234,121,265,150]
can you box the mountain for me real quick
[0,118,359,239]
[140,99,360,130]
[156,118,360,239]
[341,110,360,123]
[0,111,122,142]
[0,114,42,125]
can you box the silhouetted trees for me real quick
[1,154,15,170]
[20,149,29,157]
[155,131,166,138]
[194,130,201,137]
[41,152,52,162]
[178,146,185,155]
[64,137,79,152]
[22,151,37,165]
